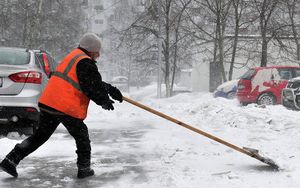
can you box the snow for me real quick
[1,84,300,187]
[251,68,281,92]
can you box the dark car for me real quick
[282,77,300,110]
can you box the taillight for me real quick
[9,71,42,84]
[42,53,51,77]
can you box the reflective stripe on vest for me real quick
[51,53,86,92]
[39,48,91,119]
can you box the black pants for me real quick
[9,110,91,169]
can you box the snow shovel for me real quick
[123,96,279,170]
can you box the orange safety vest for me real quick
[39,48,91,119]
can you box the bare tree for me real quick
[286,0,300,62]
[0,0,86,58]
[116,0,194,97]
[252,0,280,67]
[187,0,232,91]
[228,0,249,80]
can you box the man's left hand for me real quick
[109,86,123,103]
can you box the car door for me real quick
[34,54,49,91]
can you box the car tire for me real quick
[257,93,276,105]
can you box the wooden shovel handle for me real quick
[123,96,255,158]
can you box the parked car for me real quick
[0,47,57,135]
[236,66,300,105]
[110,76,129,92]
[282,77,300,110]
[213,79,239,99]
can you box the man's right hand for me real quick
[109,86,123,103]
[101,99,114,111]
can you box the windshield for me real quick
[0,48,30,65]
[241,69,256,80]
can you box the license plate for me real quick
[0,77,2,87]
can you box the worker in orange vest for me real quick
[0,33,123,179]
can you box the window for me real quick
[94,5,104,13]
[0,49,29,65]
[95,19,103,24]
[293,68,300,78]
[278,68,292,80]
[241,69,256,80]
[81,0,88,8]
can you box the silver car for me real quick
[0,47,56,135]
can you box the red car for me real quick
[237,66,300,105]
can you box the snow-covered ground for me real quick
[1,84,300,187]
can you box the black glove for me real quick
[109,86,123,103]
[101,99,114,111]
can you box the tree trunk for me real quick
[229,29,238,80]
[218,20,227,82]
[289,0,300,62]
[164,0,171,97]
[261,33,268,67]
[229,1,241,80]
[210,34,222,92]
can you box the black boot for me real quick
[0,148,24,178]
[0,158,18,178]
[77,167,94,179]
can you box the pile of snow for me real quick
[1,83,300,187]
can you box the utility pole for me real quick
[157,0,162,98]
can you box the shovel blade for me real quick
[243,147,279,170]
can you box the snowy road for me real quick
[0,119,160,188]
[2,89,300,187]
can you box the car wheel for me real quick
[227,91,236,99]
[257,93,276,105]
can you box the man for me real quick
[0,33,123,179]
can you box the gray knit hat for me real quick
[79,33,102,52]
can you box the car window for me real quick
[34,55,42,69]
[35,53,43,66]
[34,53,44,69]
[119,78,127,82]
[277,68,292,80]
[293,68,300,78]
[0,49,30,65]
[241,69,256,80]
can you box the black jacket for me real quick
[39,47,111,114]
[76,47,111,105]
